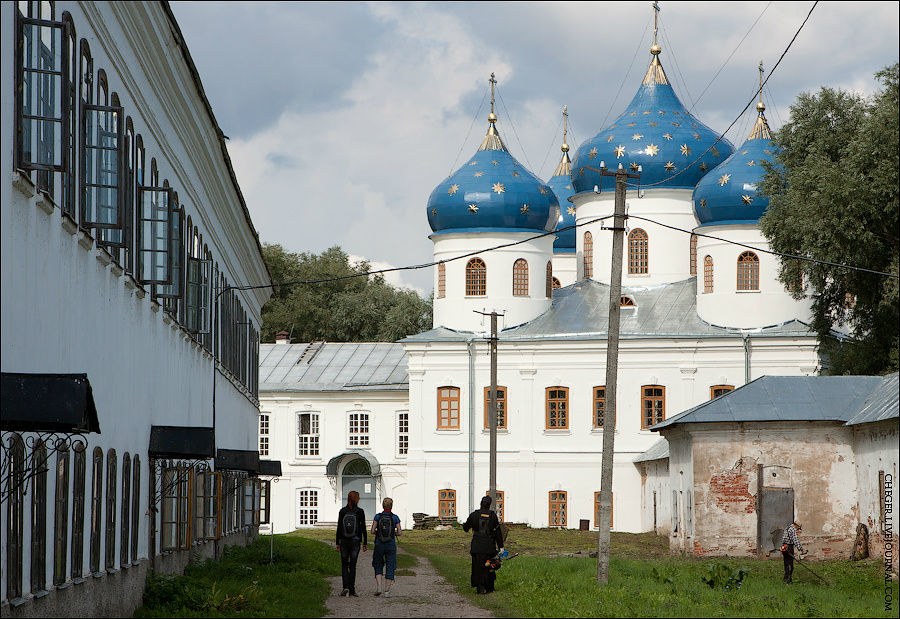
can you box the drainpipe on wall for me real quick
[742,333,752,385]
[467,337,476,516]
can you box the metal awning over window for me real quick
[325,450,380,477]
[148,426,214,459]
[1,373,100,433]
[215,449,260,473]
[258,460,282,477]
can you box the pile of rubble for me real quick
[412,512,459,529]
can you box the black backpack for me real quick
[341,510,358,539]
[376,513,394,544]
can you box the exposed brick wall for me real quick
[708,459,756,515]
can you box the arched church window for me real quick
[737,251,759,291]
[513,259,529,296]
[583,231,593,278]
[552,277,561,290]
[628,229,648,274]
[545,261,553,298]
[465,258,486,296]
[437,262,445,298]
[703,255,714,293]
[689,234,698,275]
[620,296,635,307]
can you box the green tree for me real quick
[759,63,899,374]
[260,244,432,343]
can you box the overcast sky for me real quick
[170,1,899,295]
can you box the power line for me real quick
[538,111,564,180]
[598,14,651,131]
[625,1,819,189]
[495,85,535,173]
[628,214,899,279]
[447,88,488,178]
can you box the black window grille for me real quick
[137,186,173,285]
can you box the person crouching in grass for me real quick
[371,497,402,597]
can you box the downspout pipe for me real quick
[467,337,476,516]
[742,333,751,385]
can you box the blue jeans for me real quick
[372,540,397,580]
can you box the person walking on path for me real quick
[371,497,403,598]
[336,490,367,597]
[463,495,505,594]
[780,521,806,584]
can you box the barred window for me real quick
[486,490,505,522]
[465,258,487,296]
[545,387,569,429]
[349,412,369,447]
[298,413,320,456]
[89,447,103,573]
[71,442,86,579]
[398,412,409,456]
[437,262,445,298]
[710,385,734,399]
[53,445,70,586]
[120,453,131,566]
[259,413,270,457]
[438,489,456,519]
[552,277,561,290]
[297,489,318,526]
[31,440,48,593]
[484,386,507,429]
[6,434,25,598]
[593,386,606,428]
[628,229,648,274]
[583,231,593,278]
[737,251,759,291]
[546,261,553,298]
[137,184,173,285]
[549,490,567,527]
[513,258,529,296]
[194,470,221,541]
[641,385,665,429]
[437,386,460,429]
[703,255,714,293]
[105,449,117,569]
[82,94,124,234]
[131,455,140,561]
[689,234,698,275]
[594,491,613,528]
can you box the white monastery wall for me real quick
[852,420,899,569]
[637,458,672,536]
[551,252,577,287]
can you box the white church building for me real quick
[259,29,828,536]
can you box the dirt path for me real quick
[324,545,493,618]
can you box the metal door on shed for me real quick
[758,487,794,555]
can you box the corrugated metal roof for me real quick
[845,373,899,426]
[651,375,885,430]
[634,438,670,462]
[402,278,817,342]
[259,342,408,392]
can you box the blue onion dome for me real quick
[693,95,778,225]
[547,107,576,252]
[427,100,559,235]
[571,44,733,193]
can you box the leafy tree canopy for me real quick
[260,244,432,343]
[759,63,899,374]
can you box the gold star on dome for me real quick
[741,194,753,205]
[741,150,749,155]
[629,111,636,116]
[630,162,640,171]
[764,149,773,155]
[649,121,658,127]
[431,208,437,216]
[469,161,478,166]
[680,144,691,156]
[614,145,626,158]
[718,174,731,186]
[448,184,459,195]
[691,123,699,128]
[658,110,666,115]
[747,160,755,167]
[663,133,673,141]
[474,171,484,177]
[693,133,701,141]
[589,147,598,159]
[632,133,644,140]
[565,184,572,190]
[699,162,708,171]
[538,186,548,195]
[521,204,530,214]
[468,203,479,213]
[711,146,720,157]
[665,161,675,171]
[609,124,618,129]
[491,160,499,165]
[672,122,681,127]
[513,161,519,166]
[672,111,680,116]
[606,135,615,143]
[512,171,521,177]
[642,110,651,115]
[645,144,659,156]
[627,122,637,127]
[492,182,505,194]
[579,168,585,176]
[567,206,576,216]
[700,198,707,207]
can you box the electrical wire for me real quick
[658,14,696,109]
[447,89,488,178]
[598,14,652,131]
[495,85,535,173]
[538,112,565,180]
[624,1,818,189]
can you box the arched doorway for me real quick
[341,457,376,519]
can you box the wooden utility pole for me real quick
[584,161,640,584]
[475,310,502,512]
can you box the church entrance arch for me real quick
[341,457,376,519]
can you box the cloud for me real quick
[347,255,427,297]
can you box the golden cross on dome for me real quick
[757,61,765,112]
[489,72,498,122]
[563,105,569,145]
[652,1,660,49]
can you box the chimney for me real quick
[275,331,290,344]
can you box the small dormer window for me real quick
[620,296,636,307]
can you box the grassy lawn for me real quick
[134,534,339,617]
[395,527,896,618]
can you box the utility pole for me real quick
[474,310,503,513]
[584,161,640,584]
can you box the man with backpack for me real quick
[335,490,367,597]
[371,497,402,598]
[462,495,505,594]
